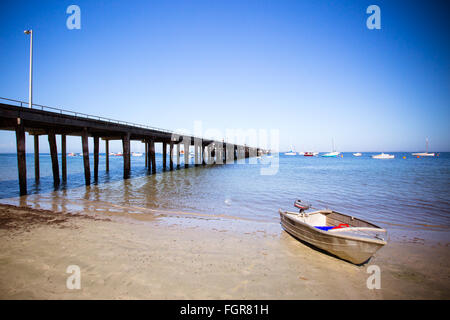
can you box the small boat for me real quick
[353,153,362,157]
[284,145,297,155]
[115,152,123,156]
[109,152,115,156]
[68,153,76,157]
[132,152,143,157]
[412,138,435,157]
[321,151,340,157]
[279,200,387,264]
[321,139,340,157]
[372,153,394,159]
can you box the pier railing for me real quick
[0,96,176,134]
[0,97,234,144]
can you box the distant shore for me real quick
[0,203,449,299]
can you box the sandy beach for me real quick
[0,203,449,299]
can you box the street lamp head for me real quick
[24,30,32,34]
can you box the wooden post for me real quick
[16,119,27,195]
[48,130,60,187]
[61,134,67,182]
[33,135,39,182]
[122,133,131,179]
[169,141,174,170]
[150,139,156,174]
[105,139,109,172]
[82,129,90,185]
[211,144,216,164]
[184,140,189,168]
[146,140,152,173]
[194,141,199,166]
[145,142,148,168]
[223,142,227,164]
[176,143,180,168]
[207,145,212,164]
[94,136,99,181]
[162,142,167,171]
[202,144,206,165]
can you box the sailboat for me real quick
[321,139,340,157]
[412,138,435,157]
[372,153,394,159]
[353,153,362,157]
[284,145,296,156]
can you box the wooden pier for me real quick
[0,98,263,195]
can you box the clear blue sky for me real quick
[0,0,449,153]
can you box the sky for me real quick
[0,0,449,153]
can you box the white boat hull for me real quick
[412,152,435,157]
[372,153,394,159]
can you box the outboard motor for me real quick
[294,199,311,213]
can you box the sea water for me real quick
[0,152,449,242]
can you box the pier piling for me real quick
[33,135,39,182]
[15,119,27,195]
[48,130,60,187]
[122,133,131,179]
[61,134,67,182]
[150,139,156,174]
[176,143,180,168]
[82,129,91,185]
[145,142,148,168]
[94,136,99,182]
[105,139,109,172]
[169,141,174,170]
[184,140,189,168]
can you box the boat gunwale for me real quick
[279,209,387,245]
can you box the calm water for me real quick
[1,152,449,241]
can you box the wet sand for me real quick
[0,203,449,299]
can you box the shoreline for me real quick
[0,203,449,299]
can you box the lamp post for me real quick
[24,29,33,108]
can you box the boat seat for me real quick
[315,226,334,231]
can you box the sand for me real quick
[0,203,449,299]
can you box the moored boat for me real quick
[304,152,315,157]
[412,138,435,157]
[321,139,340,157]
[372,153,394,159]
[284,145,296,156]
[353,152,362,157]
[279,200,387,264]
[321,151,340,157]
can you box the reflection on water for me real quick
[1,153,450,242]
